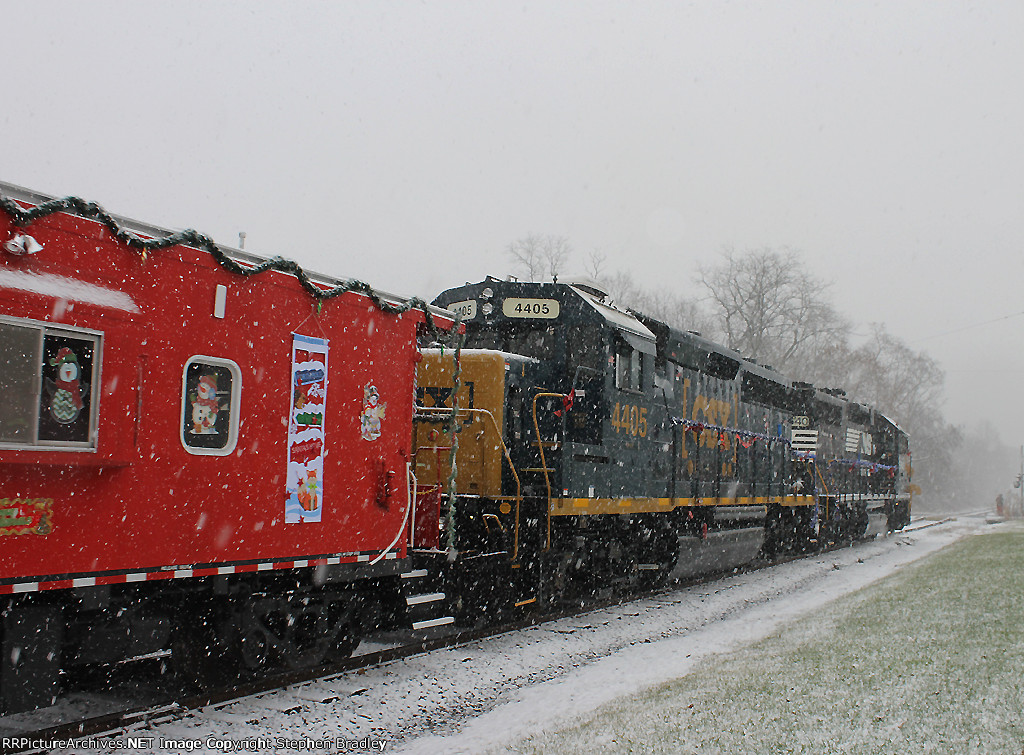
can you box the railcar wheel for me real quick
[230,592,365,672]
[327,592,364,660]
[169,600,241,690]
[238,621,274,670]
[331,623,362,659]
[236,597,333,671]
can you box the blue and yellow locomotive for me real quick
[414,277,912,619]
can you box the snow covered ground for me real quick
[54,518,980,754]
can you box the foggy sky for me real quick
[3,1,1023,446]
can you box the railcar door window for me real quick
[180,357,241,455]
[0,318,100,448]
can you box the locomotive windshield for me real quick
[459,323,558,361]
[505,325,558,361]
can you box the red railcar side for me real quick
[0,183,455,713]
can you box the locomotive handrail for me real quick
[409,466,419,549]
[458,407,524,561]
[814,463,831,498]
[531,391,567,552]
[414,406,525,560]
[812,461,833,526]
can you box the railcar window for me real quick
[0,319,100,448]
[0,322,39,444]
[180,357,241,455]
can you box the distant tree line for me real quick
[506,236,1008,509]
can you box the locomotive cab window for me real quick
[615,337,645,392]
[0,318,101,449]
[180,357,241,455]
[567,325,605,374]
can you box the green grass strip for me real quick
[512,528,1024,754]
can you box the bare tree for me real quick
[584,249,607,280]
[597,270,712,335]
[844,323,946,428]
[698,246,851,372]
[598,270,645,306]
[506,235,543,282]
[641,291,718,338]
[946,421,1017,511]
[837,323,964,509]
[506,234,572,282]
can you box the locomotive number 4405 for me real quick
[501,298,560,319]
[612,402,648,437]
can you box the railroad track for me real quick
[0,523,948,753]
[901,516,955,532]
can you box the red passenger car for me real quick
[0,182,454,713]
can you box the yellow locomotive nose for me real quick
[414,349,509,499]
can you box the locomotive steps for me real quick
[400,566,455,631]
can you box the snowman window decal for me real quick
[47,347,86,424]
[37,332,97,446]
[180,357,241,454]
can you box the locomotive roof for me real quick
[635,310,791,387]
[436,276,800,386]
[433,277,655,343]
[568,283,656,342]
[0,179,453,319]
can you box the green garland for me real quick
[0,191,455,342]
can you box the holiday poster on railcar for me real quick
[286,334,328,524]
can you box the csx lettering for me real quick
[681,393,733,457]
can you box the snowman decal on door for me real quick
[361,383,386,441]
[189,374,226,434]
[45,347,87,424]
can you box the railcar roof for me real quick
[635,310,792,387]
[0,179,453,320]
